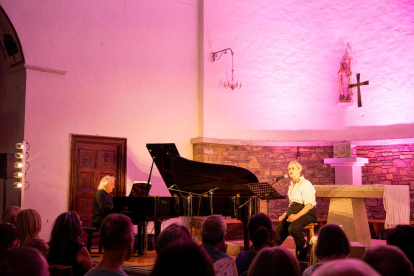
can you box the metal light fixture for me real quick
[14,143,24,149]
[212,48,241,90]
[14,172,22,178]
[13,182,22,188]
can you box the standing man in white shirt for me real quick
[275,161,317,260]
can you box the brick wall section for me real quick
[193,142,414,221]
[193,143,334,219]
[358,144,414,220]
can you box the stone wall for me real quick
[357,144,414,220]
[193,142,414,221]
[193,143,335,219]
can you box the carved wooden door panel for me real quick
[69,135,126,227]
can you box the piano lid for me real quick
[147,143,259,196]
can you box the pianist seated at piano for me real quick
[275,161,317,260]
[92,176,115,228]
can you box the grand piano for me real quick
[113,143,263,255]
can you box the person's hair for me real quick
[97,175,115,191]
[313,258,381,276]
[155,223,192,254]
[315,224,350,260]
[49,212,83,256]
[0,247,49,276]
[288,161,303,175]
[387,225,414,268]
[201,215,227,246]
[15,209,42,246]
[248,213,274,250]
[100,213,133,251]
[1,206,21,225]
[0,224,22,255]
[363,245,413,276]
[247,246,300,276]
[150,240,215,276]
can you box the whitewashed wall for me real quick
[0,0,199,238]
[202,0,414,141]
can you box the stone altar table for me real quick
[314,185,385,248]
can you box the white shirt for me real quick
[287,176,317,207]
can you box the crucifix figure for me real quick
[349,73,369,107]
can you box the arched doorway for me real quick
[0,5,27,216]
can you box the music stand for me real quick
[245,182,285,216]
[129,181,152,197]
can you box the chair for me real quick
[83,226,102,253]
[49,264,73,276]
[304,223,317,243]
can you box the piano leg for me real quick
[154,221,162,240]
[143,221,148,255]
[241,218,249,252]
[137,222,145,256]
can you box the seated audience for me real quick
[150,240,215,276]
[92,175,115,228]
[313,258,380,276]
[85,213,134,276]
[1,206,21,225]
[48,212,93,276]
[236,213,276,276]
[200,215,232,263]
[363,245,413,276]
[247,246,300,276]
[0,247,49,276]
[0,223,22,254]
[154,223,192,254]
[386,225,414,270]
[16,209,49,257]
[200,215,238,276]
[302,223,350,276]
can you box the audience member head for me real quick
[151,240,215,276]
[100,213,134,259]
[16,209,42,246]
[247,246,300,276]
[248,213,275,251]
[201,215,227,247]
[387,225,414,268]
[49,211,83,256]
[97,175,115,193]
[0,247,49,276]
[0,223,22,254]
[313,258,380,276]
[363,245,413,276]
[1,206,21,225]
[315,223,350,261]
[155,223,192,254]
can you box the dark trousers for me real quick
[275,204,317,252]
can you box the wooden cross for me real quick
[349,73,369,108]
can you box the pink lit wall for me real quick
[0,0,199,238]
[201,0,414,141]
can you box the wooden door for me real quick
[69,135,126,226]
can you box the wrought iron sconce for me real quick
[212,48,241,90]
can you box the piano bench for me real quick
[83,226,102,254]
[304,223,317,243]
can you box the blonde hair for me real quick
[288,161,303,175]
[97,175,115,191]
[16,209,42,246]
